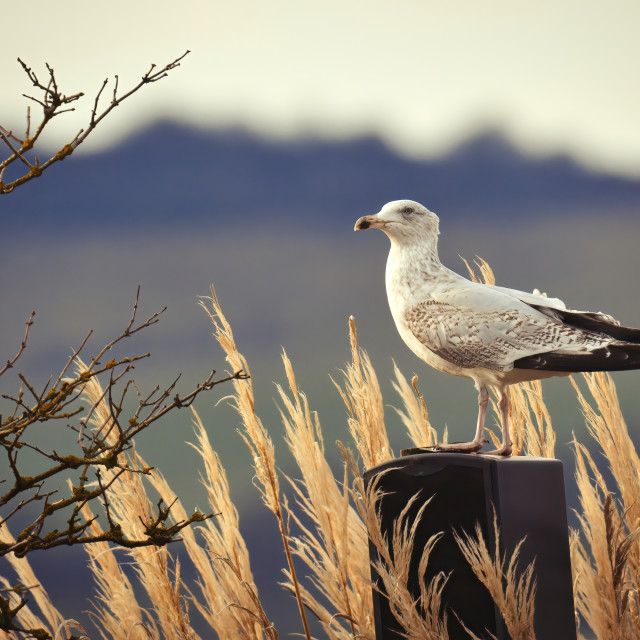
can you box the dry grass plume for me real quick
[455,513,536,640]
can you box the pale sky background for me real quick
[3,0,640,176]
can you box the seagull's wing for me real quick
[404,283,613,372]
[489,284,567,310]
[513,302,640,371]
[491,284,625,328]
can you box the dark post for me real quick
[364,452,576,639]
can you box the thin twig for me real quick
[1,51,189,194]
[0,311,34,378]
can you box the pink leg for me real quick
[484,391,512,456]
[437,386,488,453]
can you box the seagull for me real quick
[355,199,640,455]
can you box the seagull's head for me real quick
[354,200,440,244]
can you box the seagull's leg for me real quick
[485,390,513,456]
[436,385,488,453]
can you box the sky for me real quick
[3,1,640,176]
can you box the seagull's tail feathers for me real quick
[531,303,640,343]
[515,343,640,373]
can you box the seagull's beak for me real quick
[354,214,383,231]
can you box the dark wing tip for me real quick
[531,303,640,343]
[515,344,640,372]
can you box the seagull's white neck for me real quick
[388,233,443,278]
[385,233,459,309]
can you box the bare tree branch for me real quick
[0,290,248,562]
[0,51,189,194]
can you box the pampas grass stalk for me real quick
[391,364,440,448]
[200,287,311,640]
[571,442,638,639]
[333,317,392,469]
[79,503,148,640]
[570,372,640,639]
[153,409,274,639]
[74,365,198,639]
[502,380,556,458]
[461,256,496,288]
[454,513,536,640]
[77,355,274,639]
[111,484,191,635]
[0,523,65,638]
[572,373,640,539]
[277,350,374,639]
[73,360,150,639]
[359,475,449,639]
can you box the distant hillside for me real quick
[4,121,640,234]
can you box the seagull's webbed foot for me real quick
[483,443,513,456]
[435,439,485,454]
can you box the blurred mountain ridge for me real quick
[5,121,640,232]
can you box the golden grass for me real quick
[200,287,311,639]
[455,513,536,640]
[71,361,153,639]
[360,475,449,640]
[391,363,440,448]
[0,520,65,638]
[460,256,496,288]
[502,379,556,458]
[570,373,640,639]
[4,279,640,640]
[76,344,274,640]
[332,317,392,468]
[74,365,196,639]
[149,413,274,640]
[277,350,374,639]
[359,476,450,639]
[573,373,640,534]
[81,518,148,640]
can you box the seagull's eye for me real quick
[401,206,415,215]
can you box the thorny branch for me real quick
[0,51,189,194]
